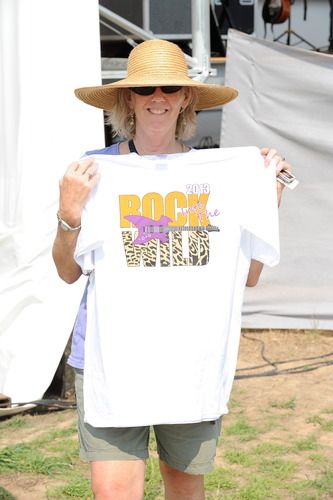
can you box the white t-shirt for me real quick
[75,147,279,427]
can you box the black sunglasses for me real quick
[130,86,182,96]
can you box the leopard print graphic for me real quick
[122,231,165,267]
[189,230,210,266]
[170,231,189,266]
[160,241,171,267]
[122,230,210,267]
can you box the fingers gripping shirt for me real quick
[74,147,280,427]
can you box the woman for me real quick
[53,39,290,500]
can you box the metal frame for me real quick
[100,0,216,81]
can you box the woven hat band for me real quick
[121,72,190,85]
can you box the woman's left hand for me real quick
[261,147,292,207]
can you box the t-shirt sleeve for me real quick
[74,188,104,274]
[236,148,280,267]
[74,153,119,273]
[248,230,279,266]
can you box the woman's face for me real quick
[126,86,190,137]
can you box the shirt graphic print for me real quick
[119,182,220,268]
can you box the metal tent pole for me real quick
[191,0,211,80]
[142,0,150,32]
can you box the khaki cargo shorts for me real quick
[75,368,222,474]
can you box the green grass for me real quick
[251,442,291,456]
[292,435,318,452]
[285,470,333,498]
[311,469,333,493]
[0,422,79,480]
[307,415,333,431]
[0,486,16,499]
[48,477,93,498]
[309,453,328,464]
[144,457,163,499]
[148,428,158,452]
[270,397,296,410]
[321,419,333,431]
[233,475,277,500]
[258,457,297,479]
[0,443,74,475]
[205,467,238,492]
[228,396,244,410]
[0,416,28,430]
[223,417,260,442]
[307,415,324,425]
[34,425,77,445]
[224,449,254,467]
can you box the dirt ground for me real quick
[235,329,333,424]
[1,329,333,499]
[231,329,333,444]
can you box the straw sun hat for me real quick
[75,39,238,111]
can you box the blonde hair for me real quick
[105,87,198,141]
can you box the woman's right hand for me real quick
[53,158,100,284]
[58,157,100,226]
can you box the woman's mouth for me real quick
[147,108,168,115]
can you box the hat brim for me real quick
[75,75,238,111]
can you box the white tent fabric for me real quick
[221,29,333,330]
[0,0,104,402]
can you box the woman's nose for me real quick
[151,87,165,100]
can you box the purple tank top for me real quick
[67,143,120,368]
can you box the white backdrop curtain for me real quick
[221,29,333,330]
[0,0,104,402]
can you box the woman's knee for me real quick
[159,460,204,499]
[91,459,145,500]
